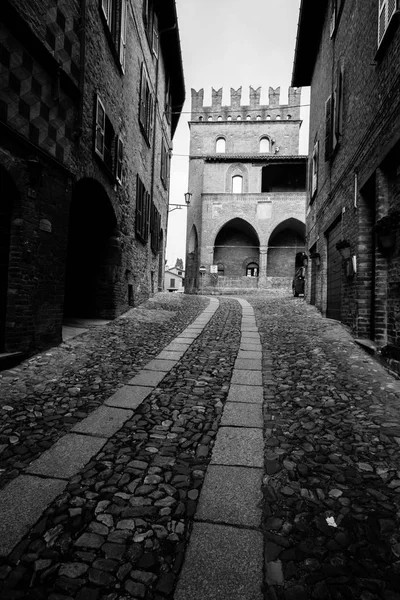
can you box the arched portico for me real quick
[185,225,199,292]
[267,218,305,277]
[64,178,119,319]
[214,218,260,278]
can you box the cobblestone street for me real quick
[1,292,400,599]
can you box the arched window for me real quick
[237,115,242,121]
[217,116,222,121]
[208,116,213,121]
[217,263,225,276]
[227,116,232,121]
[199,116,203,121]
[256,116,261,121]
[287,114,292,120]
[216,137,226,153]
[276,115,281,120]
[232,175,243,193]
[266,115,271,120]
[259,137,270,153]
[246,115,251,120]
[246,262,259,277]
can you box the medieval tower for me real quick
[185,86,307,293]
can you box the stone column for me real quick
[258,247,268,288]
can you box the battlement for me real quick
[190,86,302,121]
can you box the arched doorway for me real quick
[214,218,259,277]
[0,167,17,351]
[267,218,305,277]
[64,178,118,319]
[186,225,199,292]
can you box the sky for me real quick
[165,0,310,268]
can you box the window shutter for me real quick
[95,96,105,158]
[102,0,111,24]
[116,137,123,183]
[334,65,344,141]
[119,0,127,70]
[312,141,319,198]
[139,64,147,130]
[152,12,159,58]
[135,175,142,237]
[324,95,333,161]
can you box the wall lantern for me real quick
[26,155,43,187]
[302,256,309,267]
[311,252,321,267]
[169,192,192,213]
[336,240,352,261]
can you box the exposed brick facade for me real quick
[185,86,307,294]
[293,0,400,371]
[0,0,184,354]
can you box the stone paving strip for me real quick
[0,299,219,558]
[0,294,209,492]
[175,298,265,600]
[0,297,243,600]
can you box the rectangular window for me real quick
[95,96,106,159]
[170,278,175,288]
[378,0,398,46]
[116,136,123,183]
[333,64,344,146]
[139,64,154,143]
[311,141,319,199]
[135,175,150,243]
[104,114,115,172]
[100,0,127,71]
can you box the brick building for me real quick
[0,0,184,357]
[184,86,307,294]
[292,0,400,371]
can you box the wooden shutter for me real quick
[152,12,159,58]
[334,64,344,143]
[139,64,147,130]
[312,141,319,197]
[116,137,123,183]
[325,95,333,161]
[119,0,127,70]
[95,96,105,158]
[135,175,143,239]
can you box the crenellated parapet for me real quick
[190,86,302,121]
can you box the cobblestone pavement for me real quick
[1,292,400,600]
[0,294,208,491]
[248,295,400,600]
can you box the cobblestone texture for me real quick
[0,294,208,491]
[248,295,400,600]
[0,296,241,600]
[2,292,400,600]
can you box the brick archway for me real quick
[267,218,305,277]
[64,178,119,319]
[214,218,260,277]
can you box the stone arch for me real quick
[0,166,18,351]
[64,178,119,319]
[213,218,259,277]
[186,224,199,292]
[225,163,249,193]
[267,218,305,277]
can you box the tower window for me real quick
[276,115,281,120]
[256,116,261,120]
[208,116,213,121]
[259,137,270,153]
[232,175,243,193]
[237,115,242,121]
[227,116,232,121]
[216,137,226,153]
[266,115,271,120]
[246,115,251,120]
[217,116,222,121]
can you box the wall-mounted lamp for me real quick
[169,192,192,213]
[336,241,352,261]
[311,252,321,267]
[302,255,309,267]
[26,155,43,187]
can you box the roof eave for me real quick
[291,0,327,87]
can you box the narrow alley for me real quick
[1,292,400,600]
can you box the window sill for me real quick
[375,11,400,61]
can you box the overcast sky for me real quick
[165,0,310,267]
